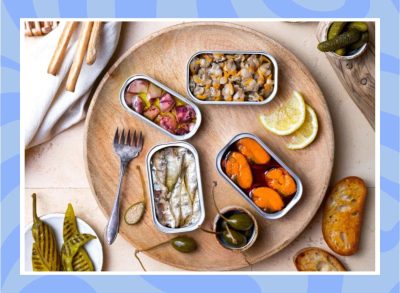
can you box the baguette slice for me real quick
[322,176,367,256]
[294,247,346,271]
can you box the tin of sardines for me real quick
[120,74,202,140]
[146,142,205,233]
[187,51,278,105]
[216,133,303,220]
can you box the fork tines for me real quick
[113,128,143,149]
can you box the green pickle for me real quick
[61,233,96,271]
[335,48,347,56]
[318,30,361,52]
[347,22,369,32]
[349,32,369,50]
[63,203,94,271]
[328,22,346,40]
[31,194,61,271]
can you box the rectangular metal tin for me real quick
[146,141,206,233]
[120,74,202,140]
[186,50,278,105]
[216,133,303,220]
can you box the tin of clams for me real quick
[188,52,277,104]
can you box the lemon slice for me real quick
[287,105,319,150]
[259,91,306,135]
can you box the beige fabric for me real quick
[22,22,121,148]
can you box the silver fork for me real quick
[105,128,143,245]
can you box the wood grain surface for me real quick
[316,21,375,129]
[84,22,335,271]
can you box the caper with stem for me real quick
[211,181,254,231]
[134,235,197,271]
[222,224,247,248]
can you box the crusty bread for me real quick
[294,247,346,271]
[322,176,367,256]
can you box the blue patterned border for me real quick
[1,0,399,292]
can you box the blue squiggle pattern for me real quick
[307,276,343,293]
[58,0,87,17]
[143,276,261,293]
[197,0,237,17]
[115,0,157,17]
[381,112,399,151]
[1,56,19,71]
[20,276,96,293]
[381,53,400,74]
[1,155,19,200]
[262,0,371,17]
[1,226,19,287]
[2,0,36,27]
[381,222,400,252]
[1,93,19,125]
[0,0,399,292]
[381,177,400,201]
[391,0,400,11]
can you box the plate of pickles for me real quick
[25,194,103,272]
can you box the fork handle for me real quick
[105,163,127,245]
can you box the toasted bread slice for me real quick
[322,176,367,256]
[294,247,346,271]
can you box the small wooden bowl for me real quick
[213,205,258,252]
[321,21,368,60]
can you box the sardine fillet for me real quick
[169,176,182,225]
[165,148,185,191]
[183,151,198,204]
[180,178,193,226]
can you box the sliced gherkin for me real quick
[31,193,61,271]
[63,203,95,271]
[61,233,96,271]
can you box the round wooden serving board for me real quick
[84,22,334,271]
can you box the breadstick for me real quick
[24,21,33,36]
[47,21,78,75]
[66,22,94,92]
[41,21,52,34]
[86,21,102,65]
[33,21,41,36]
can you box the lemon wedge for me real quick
[259,91,306,135]
[286,104,319,150]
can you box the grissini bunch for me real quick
[66,22,94,92]
[46,21,103,92]
[86,21,102,65]
[47,21,79,76]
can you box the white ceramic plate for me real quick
[25,213,103,272]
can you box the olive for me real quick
[226,213,254,231]
[171,236,197,253]
[222,226,247,248]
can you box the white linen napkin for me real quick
[22,21,121,149]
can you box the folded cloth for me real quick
[22,21,121,149]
